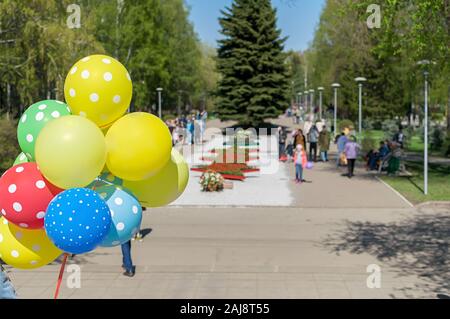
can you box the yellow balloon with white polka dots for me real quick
[64,54,132,128]
[0,218,62,269]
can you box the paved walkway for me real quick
[8,206,444,299]
[287,156,411,208]
[4,116,448,299]
[171,134,293,207]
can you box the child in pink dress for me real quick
[293,144,307,184]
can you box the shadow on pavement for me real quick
[309,160,384,182]
[49,229,154,265]
[139,228,153,239]
[322,214,450,297]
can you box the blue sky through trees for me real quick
[185,0,325,51]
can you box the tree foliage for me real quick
[0,0,102,118]
[306,0,449,124]
[0,0,218,117]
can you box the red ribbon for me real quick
[54,253,69,300]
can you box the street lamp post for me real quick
[424,71,429,195]
[309,89,314,122]
[417,59,435,195]
[157,88,163,119]
[318,87,324,121]
[304,91,309,113]
[355,77,367,137]
[177,90,183,116]
[331,83,341,137]
[296,93,302,124]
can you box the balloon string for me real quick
[54,253,69,300]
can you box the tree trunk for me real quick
[177,93,181,116]
[6,83,11,120]
[447,85,450,132]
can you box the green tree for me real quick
[0,0,103,118]
[0,0,210,118]
[92,0,205,113]
[285,50,306,103]
[0,117,20,174]
[307,0,449,126]
[216,0,290,127]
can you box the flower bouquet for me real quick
[199,170,224,192]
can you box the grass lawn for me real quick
[362,130,385,141]
[381,161,450,204]
[407,135,424,153]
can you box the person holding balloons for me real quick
[0,265,16,299]
[121,241,135,277]
[0,53,190,296]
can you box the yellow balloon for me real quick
[123,149,189,207]
[105,112,172,181]
[64,55,132,128]
[35,115,107,189]
[0,218,62,269]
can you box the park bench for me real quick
[377,152,414,177]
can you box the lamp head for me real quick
[355,77,367,83]
[417,60,433,66]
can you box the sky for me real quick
[185,0,326,52]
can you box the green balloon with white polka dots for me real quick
[13,152,30,165]
[17,100,72,160]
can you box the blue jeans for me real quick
[0,266,16,299]
[121,241,134,272]
[321,151,328,162]
[295,164,303,181]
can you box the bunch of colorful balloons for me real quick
[0,55,189,269]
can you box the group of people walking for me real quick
[279,124,331,164]
[279,123,363,182]
[279,123,332,184]
[166,110,208,146]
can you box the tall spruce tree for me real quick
[216,0,289,127]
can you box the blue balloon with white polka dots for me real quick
[94,185,142,247]
[44,188,112,254]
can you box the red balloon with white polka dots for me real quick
[0,162,63,229]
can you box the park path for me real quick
[286,158,411,208]
[272,115,411,208]
[5,116,445,299]
[171,116,409,208]
[8,205,440,299]
[171,132,294,207]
